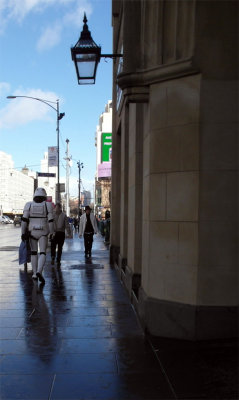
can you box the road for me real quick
[0,223,21,248]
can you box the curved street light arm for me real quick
[6,95,65,203]
[7,95,58,113]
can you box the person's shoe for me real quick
[51,258,55,265]
[36,272,45,284]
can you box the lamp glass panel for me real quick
[76,60,96,78]
[78,78,95,84]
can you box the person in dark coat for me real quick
[79,206,97,258]
[51,203,71,267]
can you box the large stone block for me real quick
[179,222,198,266]
[128,103,136,158]
[150,126,180,172]
[150,124,199,173]
[180,123,199,171]
[197,264,238,306]
[150,86,167,130]
[128,153,136,188]
[149,173,167,221]
[149,76,200,130]
[200,123,237,170]
[137,288,238,339]
[201,80,238,124]
[199,220,237,268]
[142,174,150,221]
[141,219,150,292]
[167,80,200,126]
[150,221,178,264]
[148,261,198,305]
[127,185,135,269]
[200,170,237,221]
[166,171,199,221]
[143,134,150,177]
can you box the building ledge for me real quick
[117,58,199,90]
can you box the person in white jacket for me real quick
[79,206,97,258]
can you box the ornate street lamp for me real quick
[6,95,65,203]
[71,13,122,84]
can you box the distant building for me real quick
[0,151,35,215]
[95,100,112,218]
[38,151,57,203]
[82,190,91,207]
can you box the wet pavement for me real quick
[0,226,175,400]
[0,225,237,399]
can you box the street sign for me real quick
[56,183,65,193]
[37,172,56,177]
[101,133,112,162]
[48,146,58,167]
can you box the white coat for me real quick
[79,212,98,236]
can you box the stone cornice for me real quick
[117,58,199,90]
[123,86,149,104]
[116,86,149,116]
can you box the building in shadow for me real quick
[110,0,238,340]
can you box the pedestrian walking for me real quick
[51,203,71,267]
[79,206,97,258]
[104,210,110,244]
[21,187,54,284]
[73,217,79,233]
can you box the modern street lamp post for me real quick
[77,161,84,219]
[7,95,65,202]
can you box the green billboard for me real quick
[101,133,112,162]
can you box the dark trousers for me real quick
[84,232,94,255]
[51,231,65,262]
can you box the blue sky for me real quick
[0,0,112,197]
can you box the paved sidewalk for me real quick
[0,230,237,399]
[0,233,175,400]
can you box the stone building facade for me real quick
[0,151,35,215]
[110,0,238,340]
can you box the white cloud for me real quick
[0,88,61,129]
[0,0,76,22]
[0,0,93,49]
[63,1,92,27]
[0,0,92,34]
[37,22,62,52]
[36,1,93,52]
[0,82,10,96]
